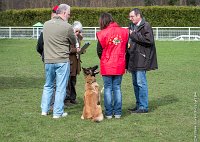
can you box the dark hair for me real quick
[130,8,143,18]
[99,13,114,30]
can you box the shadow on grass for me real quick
[122,95,179,116]
[0,76,44,89]
[149,95,179,112]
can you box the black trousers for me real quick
[65,76,77,101]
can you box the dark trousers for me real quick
[65,76,77,101]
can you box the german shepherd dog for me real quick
[81,65,104,122]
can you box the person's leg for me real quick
[64,77,71,103]
[41,63,55,114]
[131,71,139,109]
[113,75,122,118]
[135,71,148,111]
[69,76,77,102]
[102,76,113,118]
[53,62,70,117]
[50,79,56,108]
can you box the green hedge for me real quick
[0,6,200,27]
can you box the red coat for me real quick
[96,22,129,75]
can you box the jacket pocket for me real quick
[136,51,150,68]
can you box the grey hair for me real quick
[56,4,70,14]
[73,21,83,32]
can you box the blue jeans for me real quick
[41,62,70,116]
[131,71,148,110]
[102,75,122,116]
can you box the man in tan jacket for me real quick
[41,4,76,119]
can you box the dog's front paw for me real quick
[81,115,84,119]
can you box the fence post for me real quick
[94,27,97,40]
[189,27,191,41]
[32,27,34,38]
[36,27,39,39]
[9,27,11,38]
[156,27,158,40]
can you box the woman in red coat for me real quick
[96,13,129,119]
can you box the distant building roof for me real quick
[33,22,43,27]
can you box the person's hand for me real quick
[76,48,81,53]
[79,32,83,37]
[130,30,133,35]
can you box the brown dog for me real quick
[81,65,104,122]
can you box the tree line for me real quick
[0,0,199,11]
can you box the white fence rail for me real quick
[0,27,200,41]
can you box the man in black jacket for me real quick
[36,5,58,61]
[126,8,158,113]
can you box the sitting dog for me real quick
[81,65,104,122]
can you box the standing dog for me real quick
[81,65,104,122]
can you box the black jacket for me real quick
[36,32,44,62]
[126,19,158,71]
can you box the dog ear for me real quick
[82,67,86,73]
[94,70,99,75]
[82,67,88,75]
[92,65,98,71]
[89,65,99,76]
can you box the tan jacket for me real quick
[69,36,83,76]
[43,16,76,63]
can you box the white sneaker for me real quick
[41,112,47,116]
[114,115,121,119]
[106,116,112,119]
[53,112,68,119]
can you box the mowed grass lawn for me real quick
[0,39,199,142]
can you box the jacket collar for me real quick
[106,22,119,29]
[137,18,145,30]
[52,15,65,21]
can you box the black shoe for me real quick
[128,107,138,111]
[64,100,71,106]
[70,100,78,104]
[131,109,148,114]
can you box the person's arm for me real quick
[68,26,77,46]
[125,41,129,70]
[97,41,103,59]
[36,32,44,56]
[69,44,78,54]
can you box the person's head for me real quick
[51,5,58,18]
[129,8,143,25]
[72,21,83,36]
[99,13,114,30]
[56,4,71,21]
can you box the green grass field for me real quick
[0,39,199,142]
